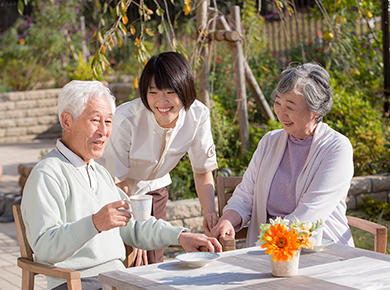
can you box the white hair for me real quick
[57,80,116,128]
[271,63,333,123]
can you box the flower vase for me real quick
[270,250,300,277]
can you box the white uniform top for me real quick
[100,98,218,196]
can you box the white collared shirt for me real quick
[100,98,218,195]
[56,139,97,192]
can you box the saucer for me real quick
[176,252,220,268]
[303,238,334,253]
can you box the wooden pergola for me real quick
[196,1,275,156]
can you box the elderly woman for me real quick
[211,63,354,247]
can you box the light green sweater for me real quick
[21,149,184,289]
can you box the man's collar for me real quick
[56,139,95,170]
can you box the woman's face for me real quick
[146,78,184,128]
[273,91,319,139]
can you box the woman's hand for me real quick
[210,210,242,239]
[211,218,235,239]
[133,248,148,266]
[116,180,130,196]
[203,212,219,236]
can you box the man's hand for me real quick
[133,248,148,266]
[178,232,222,253]
[92,199,131,232]
[203,212,219,236]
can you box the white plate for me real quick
[176,252,220,268]
[303,238,334,253]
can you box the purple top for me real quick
[267,134,313,220]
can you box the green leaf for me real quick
[90,55,97,67]
[156,8,165,16]
[100,53,110,65]
[157,24,164,34]
[120,6,126,16]
[115,30,122,48]
[18,0,24,15]
[97,31,104,44]
[119,22,127,36]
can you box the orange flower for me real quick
[297,228,313,249]
[261,224,300,262]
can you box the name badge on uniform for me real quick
[207,144,216,157]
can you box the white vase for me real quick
[270,250,300,277]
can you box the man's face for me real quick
[63,97,113,163]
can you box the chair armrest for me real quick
[347,216,387,235]
[17,257,80,280]
[347,216,388,253]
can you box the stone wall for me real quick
[0,89,61,143]
[0,84,132,144]
[347,174,390,209]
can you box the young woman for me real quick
[101,52,219,264]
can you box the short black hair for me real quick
[139,52,197,110]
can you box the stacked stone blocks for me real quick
[0,85,132,144]
[0,89,61,143]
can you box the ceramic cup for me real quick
[310,226,324,246]
[129,195,153,221]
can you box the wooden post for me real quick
[244,62,275,121]
[230,6,250,155]
[216,14,275,121]
[196,0,210,108]
[382,0,389,115]
[80,16,89,61]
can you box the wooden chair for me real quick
[216,176,388,254]
[12,204,138,290]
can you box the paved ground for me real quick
[0,139,56,290]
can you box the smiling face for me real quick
[146,78,184,128]
[273,91,319,139]
[61,96,113,163]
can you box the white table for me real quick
[99,244,390,289]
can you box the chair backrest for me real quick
[216,176,247,240]
[216,176,243,217]
[12,204,34,260]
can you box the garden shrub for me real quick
[325,79,390,175]
[359,196,390,221]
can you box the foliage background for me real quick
[0,0,389,201]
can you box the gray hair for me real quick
[271,63,333,123]
[57,80,116,128]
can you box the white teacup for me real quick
[310,226,324,246]
[129,195,153,221]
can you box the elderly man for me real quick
[21,80,221,290]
